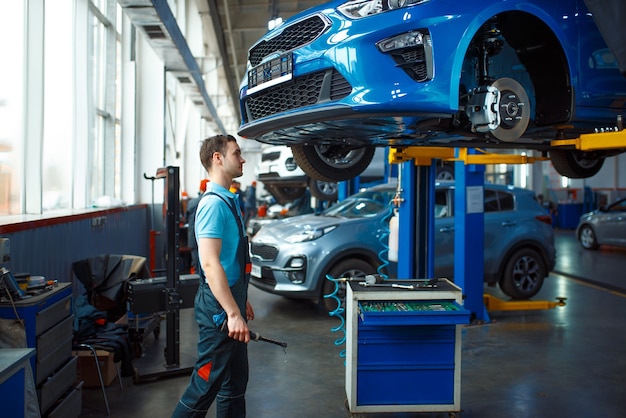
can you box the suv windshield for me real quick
[323,189,394,218]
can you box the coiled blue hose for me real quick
[323,273,346,359]
[376,202,395,279]
[323,201,395,360]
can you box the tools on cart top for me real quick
[356,274,440,290]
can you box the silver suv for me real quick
[250,182,555,312]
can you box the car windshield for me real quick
[323,189,394,219]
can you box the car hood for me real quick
[252,213,345,242]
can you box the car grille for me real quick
[251,242,279,261]
[253,268,277,287]
[244,69,352,122]
[249,15,329,67]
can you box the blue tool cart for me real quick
[345,278,470,415]
[0,282,81,417]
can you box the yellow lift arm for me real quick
[388,146,548,166]
[483,294,566,311]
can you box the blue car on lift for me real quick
[238,0,626,182]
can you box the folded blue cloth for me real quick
[213,311,226,328]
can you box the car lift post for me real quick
[453,149,489,322]
[389,146,568,317]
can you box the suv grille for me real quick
[249,15,329,67]
[244,69,351,122]
[251,242,279,261]
[261,151,281,162]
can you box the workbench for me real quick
[0,282,81,417]
[0,348,36,417]
[345,278,470,415]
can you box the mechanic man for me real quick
[172,134,254,418]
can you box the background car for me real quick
[576,197,626,249]
[246,190,314,237]
[249,182,556,312]
[238,0,626,182]
[255,145,338,204]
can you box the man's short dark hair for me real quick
[199,134,237,171]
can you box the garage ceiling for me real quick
[119,0,324,130]
[209,0,324,106]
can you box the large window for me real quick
[0,3,25,215]
[43,0,74,211]
[0,0,122,216]
[89,0,121,206]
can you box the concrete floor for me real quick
[78,230,626,418]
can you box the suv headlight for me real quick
[284,225,337,243]
[338,0,429,19]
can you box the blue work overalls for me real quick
[173,194,251,418]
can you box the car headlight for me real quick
[284,225,337,243]
[338,0,429,19]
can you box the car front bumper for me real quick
[238,4,475,142]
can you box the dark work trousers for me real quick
[172,277,249,418]
[173,193,251,418]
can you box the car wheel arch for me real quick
[319,251,382,314]
[316,250,381,293]
[457,11,571,134]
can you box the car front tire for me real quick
[549,149,604,179]
[500,248,546,299]
[309,178,338,202]
[292,145,376,182]
[578,224,599,250]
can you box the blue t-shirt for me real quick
[195,182,243,286]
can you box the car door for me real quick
[433,187,455,278]
[594,199,626,246]
[481,188,518,277]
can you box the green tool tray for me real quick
[358,300,471,326]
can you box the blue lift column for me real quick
[397,161,436,279]
[454,150,489,322]
[338,177,360,202]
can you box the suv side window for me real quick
[484,189,499,212]
[498,191,515,211]
[484,189,515,212]
[435,189,449,218]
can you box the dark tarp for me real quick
[73,254,150,319]
[73,293,135,377]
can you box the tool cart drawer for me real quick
[38,355,78,413]
[357,324,458,405]
[36,294,71,336]
[37,314,73,355]
[357,300,471,326]
[47,381,82,418]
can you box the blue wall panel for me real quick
[0,206,151,288]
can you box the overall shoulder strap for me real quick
[206,192,244,237]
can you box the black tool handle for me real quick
[221,322,288,348]
[250,331,288,348]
